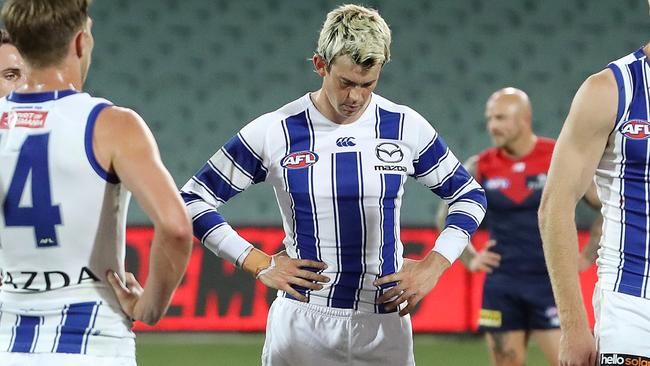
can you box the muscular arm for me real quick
[538,69,616,364]
[578,183,603,271]
[95,106,193,325]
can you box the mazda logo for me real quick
[375,142,403,163]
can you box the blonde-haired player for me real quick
[0,0,192,365]
[182,4,486,365]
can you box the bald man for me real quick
[437,87,602,366]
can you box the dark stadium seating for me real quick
[86,0,649,225]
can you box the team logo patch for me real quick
[600,353,650,365]
[336,137,356,147]
[376,142,403,163]
[478,309,502,327]
[281,151,319,169]
[0,111,48,129]
[484,177,510,190]
[620,120,650,139]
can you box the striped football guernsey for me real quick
[181,93,486,312]
[598,49,650,299]
[0,90,134,357]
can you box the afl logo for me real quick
[620,120,650,139]
[281,151,319,169]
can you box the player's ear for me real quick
[73,30,85,59]
[313,54,328,77]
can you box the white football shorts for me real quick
[594,282,650,361]
[262,297,415,366]
[0,352,136,366]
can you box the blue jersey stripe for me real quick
[193,162,242,201]
[429,163,470,193]
[55,302,99,354]
[378,107,402,140]
[618,59,650,296]
[180,191,202,205]
[375,106,403,302]
[84,103,119,183]
[284,111,318,298]
[192,210,227,239]
[82,302,100,354]
[379,174,401,278]
[10,315,40,352]
[222,134,267,184]
[413,135,449,177]
[285,112,318,262]
[608,64,627,124]
[331,152,364,309]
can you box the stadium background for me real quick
[76,0,647,364]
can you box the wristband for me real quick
[255,256,276,279]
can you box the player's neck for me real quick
[310,90,369,125]
[17,64,82,94]
[501,134,538,159]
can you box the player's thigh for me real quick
[523,279,560,331]
[478,280,525,332]
[262,297,349,366]
[0,352,136,366]
[530,329,560,366]
[485,330,528,366]
[350,312,414,366]
[594,284,650,362]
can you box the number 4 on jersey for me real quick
[3,133,61,247]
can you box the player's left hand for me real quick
[374,251,450,316]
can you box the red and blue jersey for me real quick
[476,137,555,278]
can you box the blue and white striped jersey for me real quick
[181,93,486,312]
[598,49,650,299]
[0,90,134,357]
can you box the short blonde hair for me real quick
[316,4,391,70]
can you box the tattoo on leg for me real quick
[490,333,519,363]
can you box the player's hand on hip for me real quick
[257,250,329,302]
[469,240,501,273]
[374,251,450,316]
[559,328,597,366]
[577,255,594,273]
[106,271,144,322]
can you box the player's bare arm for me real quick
[436,155,500,273]
[578,183,603,272]
[241,248,329,303]
[95,106,193,325]
[538,68,617,366]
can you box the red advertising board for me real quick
[127,227,596,332]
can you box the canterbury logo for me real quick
[376,142,403,163]
[336,137,356,147]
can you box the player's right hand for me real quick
[558,328,597,366]
[469,240,501,273]
[106,271,144,322]
[257,251,330,302]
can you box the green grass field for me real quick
[136,333,549,365]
